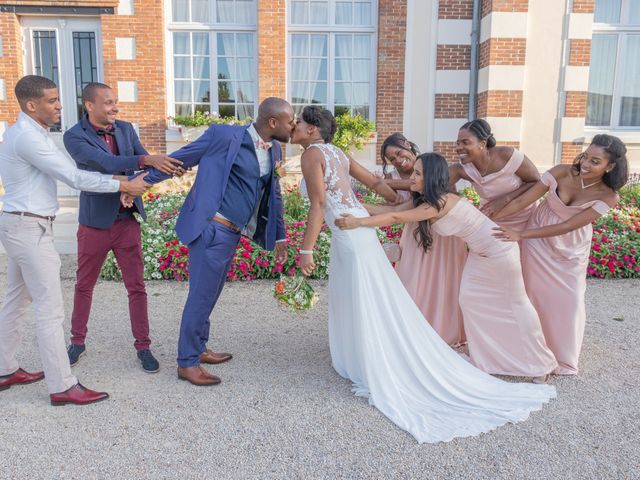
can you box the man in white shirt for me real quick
[0,75,150,405]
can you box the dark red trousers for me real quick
[70,218,151,351]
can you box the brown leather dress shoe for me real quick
[177,366,221,386]
[199,349,232,365]
[0,368,45,391]
[50,383,109,406]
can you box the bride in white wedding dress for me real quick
[291,106,555,443]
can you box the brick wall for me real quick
[476,90,523,117]
[436,45,471,70]
[435,94,469,119]
[572,0,595,13]
[257,0,286,101]
[481,0,529,17]
[101,0,166,153]
[0,13,23,123]
[478,38,527,68]
[375,0,407,154]
[560,0,594,163]
[568,39,591,66]
[438,0,473,20]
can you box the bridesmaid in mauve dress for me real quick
[349,153,557,380]
[449,119,540,231]
[378,133,466,346]
[493,134,629,375]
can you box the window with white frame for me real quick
[168,0,257,119]
[288,0,376,119]
[586,0,640,127]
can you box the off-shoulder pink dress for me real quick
[461,149,535,230]
[521,172,611,375]
[388,168,467,346]
[432,198,558,377]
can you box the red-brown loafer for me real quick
[199,349,232,365]
[177,366,221,386]
[50,383,109,406]
[0,368,45,391]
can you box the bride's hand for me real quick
[335,214,359,230]
[300,254,316,276]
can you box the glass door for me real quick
[21,17,103,131]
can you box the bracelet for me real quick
[299,249,314,255]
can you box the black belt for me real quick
[3,211,55,221]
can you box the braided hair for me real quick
[460,119,496,148]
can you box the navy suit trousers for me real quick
[177,221,241,368]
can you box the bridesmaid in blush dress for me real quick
[376,133,466,346]
[493,134,628,375]
[339,153,557,381]
[449,119,540,230]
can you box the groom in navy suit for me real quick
[139,98,294,385]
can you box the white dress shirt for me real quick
[0,112,120,217]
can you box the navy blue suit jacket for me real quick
[143,124,285,249]
[63,115,147,229]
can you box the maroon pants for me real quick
[70,218,151,351]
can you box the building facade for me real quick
[0,0,638,174]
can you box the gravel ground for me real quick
[0,255,638,480]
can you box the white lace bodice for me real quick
[303,143,368,226]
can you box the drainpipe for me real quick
[468,0,482,120]
[554,0,574,165]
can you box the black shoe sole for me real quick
[68,350,86,367]
[142,366,160,374]
[50,394,109,407]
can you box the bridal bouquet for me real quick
[273,275,319,311]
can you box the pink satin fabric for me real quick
[395,224,467,346]
[461,149,535,230]
[521,172,610,375]
[432,199,558,377]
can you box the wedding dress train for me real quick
[306,143,556,443]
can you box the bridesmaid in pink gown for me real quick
[378,134,466,346]
[449,119,540,230]
[340,153,557,380]
[493,134,628,375]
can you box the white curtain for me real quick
[619,35,640,126]
[586,34,617,126]
[594,0,621,23]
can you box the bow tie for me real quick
[255,138,272,151]
[96,128,115,137]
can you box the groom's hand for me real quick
[275,241,288,264]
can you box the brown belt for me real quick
[211,215,240,232]
[4,211,55,221]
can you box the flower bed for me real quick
[101,183,640,281]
